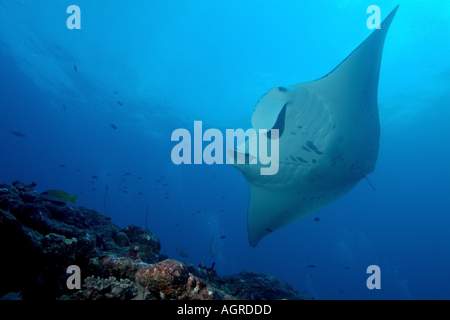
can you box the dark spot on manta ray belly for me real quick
[297,157,308,163]
[302,146,311,152]
[278,87,287,92]
[306,141,323,155]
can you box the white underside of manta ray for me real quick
[230,6,399,247]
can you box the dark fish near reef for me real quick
[10,129,26,137]
[314,217,320,222]
[40,190,79,204]
[209,236,215,258]
[117,101,123,106]
[308,265,316,268]
[111,124,117,129]
[175,247,189,258]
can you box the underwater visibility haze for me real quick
[1,0,449,300]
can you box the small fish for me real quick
[74,64,77,72]
[314,217,320,222]
[308,265,316,268]
[40,190,79,204]
[209,236,215,258]
[75,169,80,172]
[117,101,123,106]
[114,91,118,95]
[220,235,226,239]
[60,165,65,168]
[175,247,189,258]
[343,266,350,270]
[145,247,151,255]
[63,104,66,110]
[91,176,99,179]
[124,173,130,176]
[138,192,143,195]
[111,124,117,129]
[10,129,26,137]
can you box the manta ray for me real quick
[230,6,399,247]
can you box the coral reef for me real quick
[0,181,310,300]
[69,276,137,300]
[135,259,234,300]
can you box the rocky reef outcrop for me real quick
[0,181,310,300]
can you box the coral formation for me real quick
[135,259,234,300]
[114,232,131,247]
[0,181,310,300]
[69,276,137,300]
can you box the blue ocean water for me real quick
[1,0,449,300]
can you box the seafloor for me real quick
[0,181,310,300]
